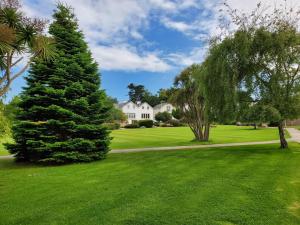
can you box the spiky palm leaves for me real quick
[0,0,55,97]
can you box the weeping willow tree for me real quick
[205,3,300,148]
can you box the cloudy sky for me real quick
[6,0,300,102]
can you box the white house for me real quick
[153,103,174,115]
[118,101,175,124]
[119,101,154,124]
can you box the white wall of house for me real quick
[119,101,175,124]
[120,101,154,124]
[153,103,174,115]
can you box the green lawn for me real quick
[1,143,300,224]
[111,125,282,149]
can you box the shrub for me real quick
[102,122,120,130]
[138,120,153,128]
[160,123,171,127]
[172,108,183,120]
[153,121,160,126]
[155,112,172,122]
[124,124,139,129]
[168,119,183,127]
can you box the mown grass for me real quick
[111,125,282,149]
[1,143,300,225]
[0,125,286,155]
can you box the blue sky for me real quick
[5,0,299,102]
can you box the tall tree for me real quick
[127,83,146,103]
[6,4,111,163]
[127,83,161,106]
[0,0,55,97]
[170,64,210,141]
[205,3,300,148]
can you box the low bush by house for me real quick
[138,120,154,128]
[102,122,120,130]
[124,124,140,129]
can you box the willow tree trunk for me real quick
[278,122,288,149]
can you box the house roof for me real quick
[153,102,172,109]
[117,101,172,109]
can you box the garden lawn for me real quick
[1,143,300,225]
[111,125,282,149]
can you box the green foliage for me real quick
[170,64,210,141]
[241,104,281,128]
[104,96,126,123]
[124,123,139,129]
[0,0,55,97]
[155,111,172,123]
[138,120,153,128]
[127,83,147,103]
[102,122,120,130]
[6,4,111,164]
[0,107,10,135]
[167,119,184,127]
[3,96,20,122]
[172,108,183,120]
[205,4,300,148]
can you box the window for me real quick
[167,106,171,112]
[126,113,135,119]
[127,105,130,109]
[142,106,144,109]
[147,106,149,110]
[141,113,150,119]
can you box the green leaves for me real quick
[8,4,111,164]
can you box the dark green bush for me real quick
[155,112,172,122]
[153,121,160,126]
[138,120,153,128]
[102,122,120,130]
[160,123,171,127]
[124,124,139,129]
[168,119,183,127]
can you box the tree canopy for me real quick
[0,0,55,97]
[205,3,300,148]
[170,64,210,141]
[6,4,111,163]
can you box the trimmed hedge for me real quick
[138,120,153,128]
[124,124,139,129]
[168,119,184,127]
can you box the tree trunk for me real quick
[203,123,210,141]
[254,123,257,129]
[278,122,288,149]
[192,128,203,141]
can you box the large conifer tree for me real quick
[7,4,111,164]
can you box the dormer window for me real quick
[142,106,144,109]
[147,106,149,110]
[128,105,130,109]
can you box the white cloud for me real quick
[167,47,208,67]
[161,17,194,32]
[91,44,171,72]
[21,0,300,73]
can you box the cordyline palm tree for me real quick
[0,0,55,97]
[169,64,210,141]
